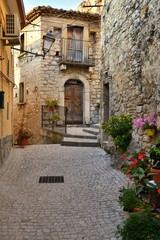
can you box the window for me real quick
[6,58,9,77]
[19,82,25,103]
[0,91,4,109]
[54,28,62,39]
[5,13,18,36]
[89,32,96,43]
[20,33,25,51]
[67,26,83,62]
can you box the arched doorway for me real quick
[65,80,83,124]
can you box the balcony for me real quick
[58,38,95,67]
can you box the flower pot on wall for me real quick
[19,138,29,146]
[145,128,155,137]
[133,207,144,212]
[47,106,59,111]
[150,168,160,184]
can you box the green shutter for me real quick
[0,91,4,109]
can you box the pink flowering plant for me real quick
[133,112,157,130]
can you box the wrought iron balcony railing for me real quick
[59,38,95,66]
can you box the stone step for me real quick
[61,137,99,147]
[65,134,97,139]
[90,124,99,129]
[82,128,99,136]
[66,125,98,137]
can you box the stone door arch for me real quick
[59,74,90,124]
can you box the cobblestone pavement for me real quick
[0,145,128,240]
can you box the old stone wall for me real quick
[101,0,160,149]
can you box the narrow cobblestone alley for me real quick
[0,145,127,240]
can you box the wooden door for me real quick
[65,81,83,124]
[67,27,83,62]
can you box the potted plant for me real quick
[45,97,59,110]
[119,149,151,191]
[17,127,33,146]
[133,112,157,136]
[50,113,61,130]
[149,139,160,184]
[50,113,61,122]
[119,186,149,213]
[51,99,59,110]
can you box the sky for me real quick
[23,0,84,14]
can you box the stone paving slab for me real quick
[0,145,128,240]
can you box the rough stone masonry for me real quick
[101,0,160,150]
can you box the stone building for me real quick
[13,6,101,144]
[77,0,104,13]
[100,0,160,150]
[0,0,25,164]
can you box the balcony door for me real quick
[65,80,83,124]
[67,26,83,62]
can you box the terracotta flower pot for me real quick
[145,128,155,137]
[47,106,54,111]
[133,207,143,212]
[19,138,29,146]
[47,106,58,111]
[150,168,160,184]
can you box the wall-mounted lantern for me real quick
[42,30,55,58]
[11,30,55,59]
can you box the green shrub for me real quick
[114,133,132,150]
[102,114,132,151]
[119,187,146,212]
[117,210,160,240]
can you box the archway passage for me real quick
[65,80,83,124]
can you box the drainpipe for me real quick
[0,44,4,163]
[0,83,4,163]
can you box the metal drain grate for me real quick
[39,176,64,183]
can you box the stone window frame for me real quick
[18,81,26,104]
